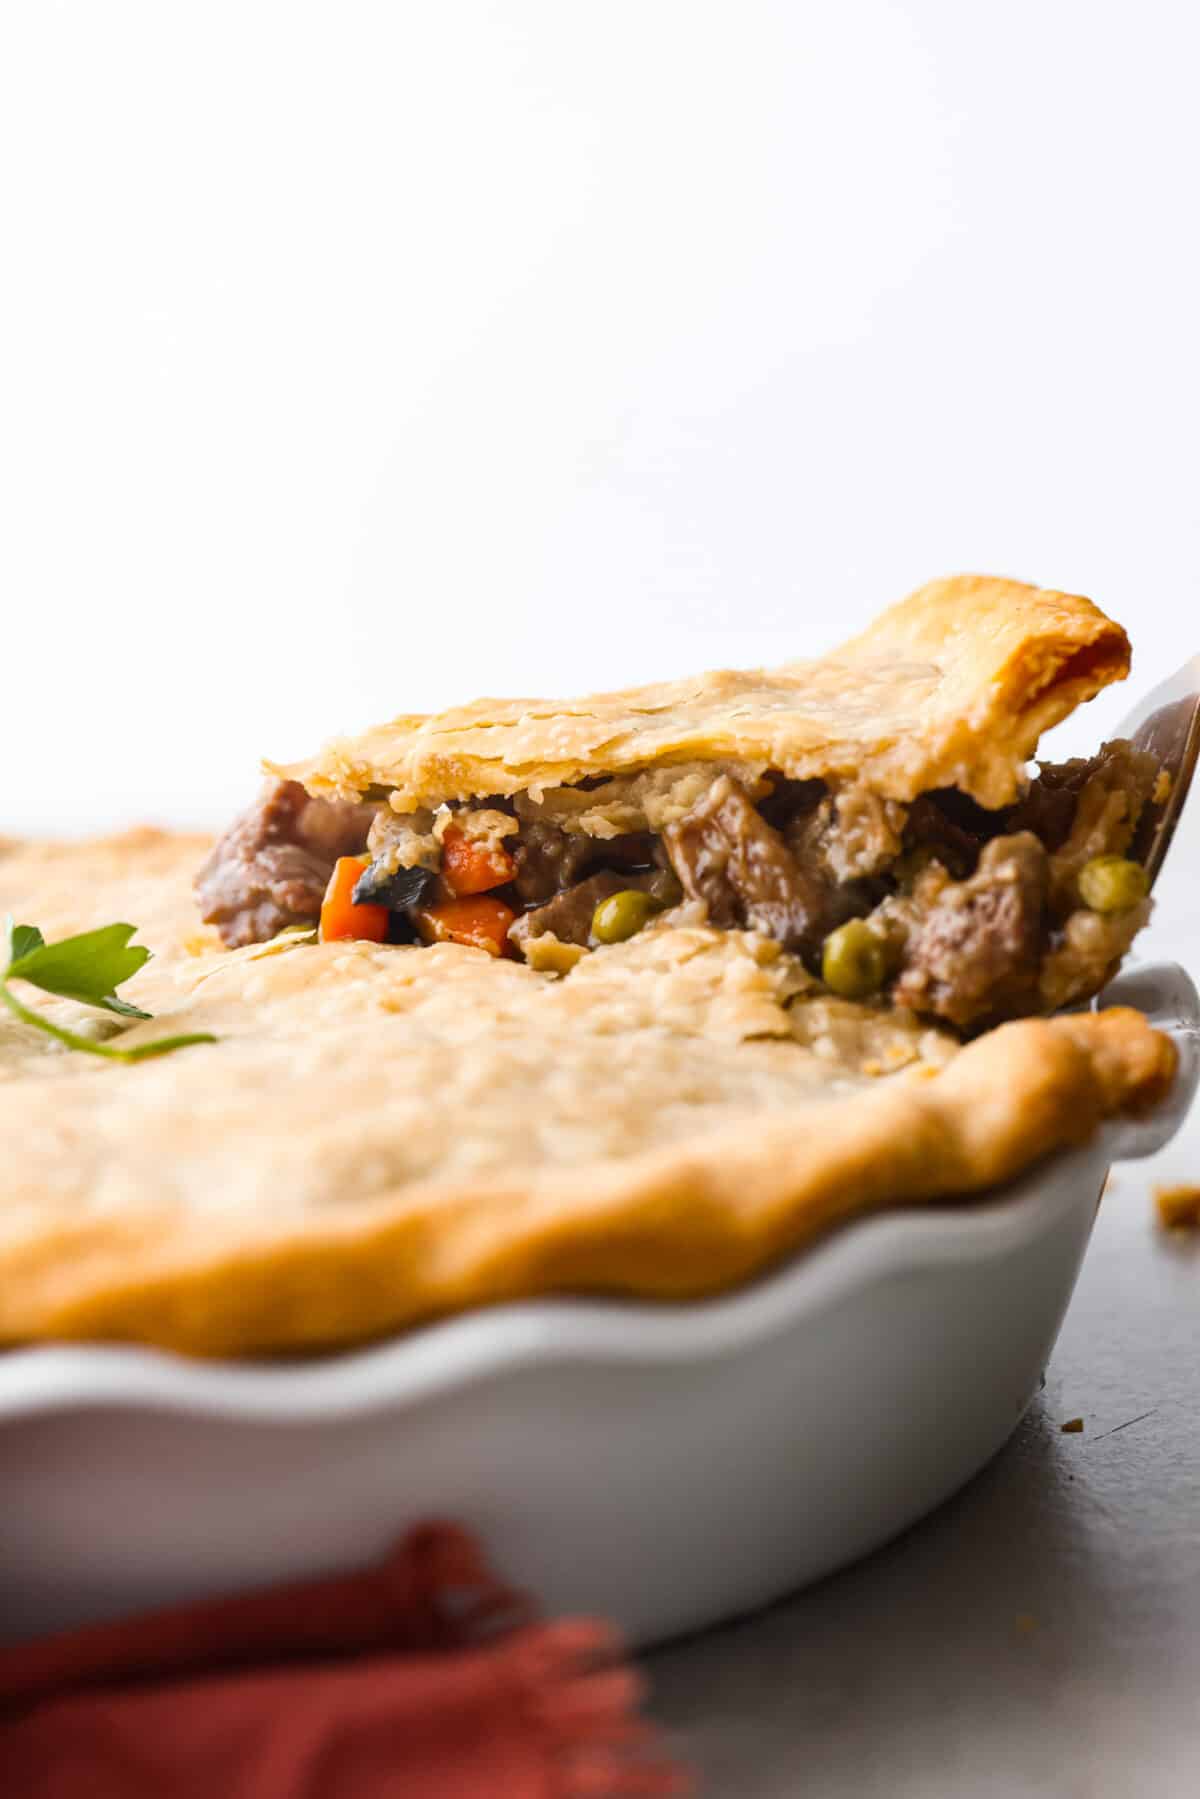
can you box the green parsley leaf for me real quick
[7,923,45,963]
[7,922,154,1019]
[1,914,215,1062]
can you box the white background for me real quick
[2,0,1198,927]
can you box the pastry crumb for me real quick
[1061,1417,1084,1434]
[1155,1184,1200,1230]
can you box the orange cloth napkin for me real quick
[0,1523,688,1797]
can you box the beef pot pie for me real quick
[0,576,1178,1357]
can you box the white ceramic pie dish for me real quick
[1,962,1196,1652]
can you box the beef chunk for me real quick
[195,780,375,947]
[511,820,596,905]
[511,821,663,906]
[511,867,675,950]
[891,832,1048,1029]
[663,775,832,954]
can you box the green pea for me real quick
[592,889,662,945]
[1077,855,1149,914]
[821,919,889,999]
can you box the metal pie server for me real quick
[1115,655,1200,889]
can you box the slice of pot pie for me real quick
[237,572,1161,1032]
[0,576,1179,1358]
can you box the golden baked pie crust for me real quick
[272,576,1130,813]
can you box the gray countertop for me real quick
[650,920,1200,1796]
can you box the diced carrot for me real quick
[440,824,517,897]
[319,856,390,943]
[414,894,516,957]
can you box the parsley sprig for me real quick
[1,917,215,1062]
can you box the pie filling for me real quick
[195,740,1160,1033]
